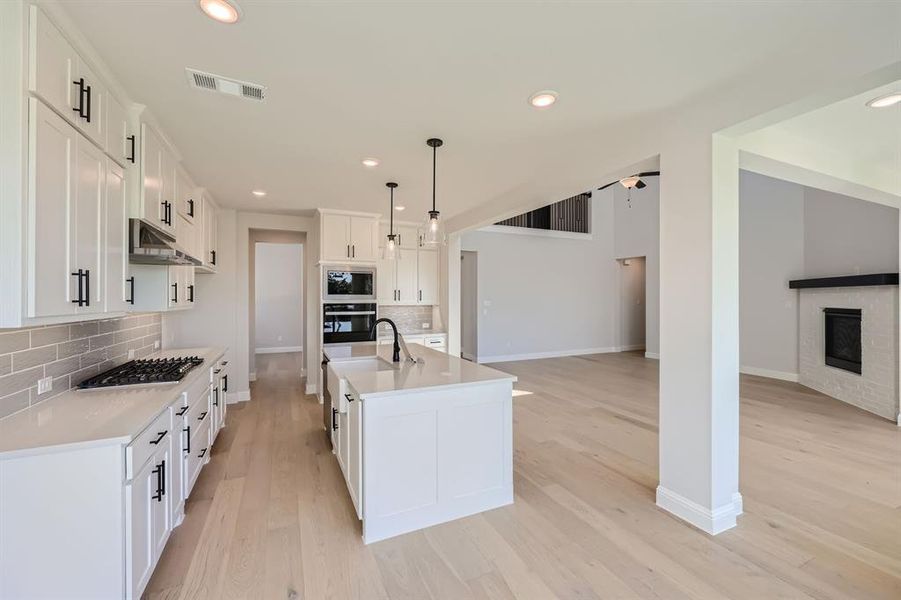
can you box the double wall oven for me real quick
[323,266,377,344]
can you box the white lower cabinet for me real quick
[347,390,363,518]
[0,351,227,600]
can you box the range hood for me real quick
[129,219,201,266]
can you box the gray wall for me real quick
[739,171,899,378]
[739,172,805,376]
[460,178,659,361]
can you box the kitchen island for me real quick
[323,342,516,544]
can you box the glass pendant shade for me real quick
[422,210,445,246]
[382,234,400,260]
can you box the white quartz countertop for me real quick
[324,343,515,399]
[0,347,226,459]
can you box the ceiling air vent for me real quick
[185,68,266,102]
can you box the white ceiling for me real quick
[739,79,901,197]
[57,1,901,222]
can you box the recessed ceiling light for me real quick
[362,158,380,168]
[529,90,558,108]
[251,189,266,197]
[866,93,901,108]
[199,0,242,24]
[394,205,405,211]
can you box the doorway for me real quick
[618,256,646,352]
[461,250,478,361]
[251,239,304,379]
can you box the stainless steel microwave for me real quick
[323,266,376,302]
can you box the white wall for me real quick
[739,171,899,379]
[254,242,303,352]
[460,178,659,362]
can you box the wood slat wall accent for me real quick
[496,192,591,233]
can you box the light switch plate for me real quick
[37,376,52,395]
[127,349,136,360]
[154,340,160,350]
[422,322,431,329]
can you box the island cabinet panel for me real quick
[359,379,514,544]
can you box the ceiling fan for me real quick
[598,171,660,191]
[598,171,660,208]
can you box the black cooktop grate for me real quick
[77,357,204,389]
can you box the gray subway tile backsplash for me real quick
[0,313,161,419]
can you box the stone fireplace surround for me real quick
[792,275,899,423]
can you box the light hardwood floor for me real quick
[145,351,901,600]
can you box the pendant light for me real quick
[422,137,446,246]
[383,182,400,260]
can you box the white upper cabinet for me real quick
[199,193,218,272]
[74,134,106,314]
[28,99,77,319]
[175,168,197,224]
[28,5,76,124]
[140,123,164,229]
[105,92,134,168]
[320,211,379,262]
[105,160,131,313]
[417,248,439,305]
[28,6,105,147]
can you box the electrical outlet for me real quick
[422,322,431,329]
[37,376,52,395]
[154,340,160,350]
[127,349,136,360]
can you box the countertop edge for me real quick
[354,375,517,400]
[0,346,227,460]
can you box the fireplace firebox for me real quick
[823,308,862,374]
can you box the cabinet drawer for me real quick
[185,416,211,498]
[126,408,172,480]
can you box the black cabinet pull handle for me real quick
[352,244,355,258]
[198,447,207,458]
[419,289,422,302]
[72,78,85,118]
[188,284,194,303]
[188,198,194,217]
[198,411,207,421]
[126,276,135,304]
[149,430,167,445]
[344,393,355,403]
[214,369,221,374]
[222,361,229,366]
[71,269,84,306]
[176,405,189,416]
[332,407,338,431]
[184,426,191,454]
[84,84,92,123]
[210,250,216,265]
[346,244,350,258]
[151,461,163,501]
[84,269,90,307]
[126,135,136,163]
[171,282,178,303]
[222,374,228,392]
[213,387,219,406]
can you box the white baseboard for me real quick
[645,352,660,360]
[619,344,646,352]
[480,346,620,364]
[656,486,742,535]
[235,390,251,402]
[256,346,303,354]
[305,383,317,395]
[739,365,799,382]
[249,371,256,382]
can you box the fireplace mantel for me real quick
[789,273,899,289]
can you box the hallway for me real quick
[145,352,901,600]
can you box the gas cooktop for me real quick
[77,356,205,389]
